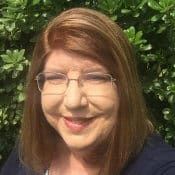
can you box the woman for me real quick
[1,7,175,175]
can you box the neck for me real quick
[50,142,100,175]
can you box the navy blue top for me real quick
[1,134,175,175]
[122,134,175,175]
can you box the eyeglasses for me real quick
[35,72,116,95]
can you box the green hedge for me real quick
[0,0,175,166]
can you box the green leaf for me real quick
[121,9,131,14]
[132,12,140,17]
[16,64,23,71]
[110,15,117,21]
[137,0,148,9]
[1,55,12,63]
[159,0,175,9]
[19,49,25,56]
[32,0,40,5]
[124,26,136,41]
[140,44,152,51]
[6,0,27,7]
[157,25,167,33]
[168,94,175,104]
[150,14,161,22]
[12,70,19,78]
[3,64,13,70]
[148,0,163,11]
[163,108,172,120]
[135,31,143,41]
[98,0,122,14]
[17,92,25,102]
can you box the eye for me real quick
[83,73,111,83]
[45,73,66,84]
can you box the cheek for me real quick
[41,95,63,116]
[89,88,119,116]
[89,92,119,133]
[91,88,119,130]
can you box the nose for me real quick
[64,80,88,110]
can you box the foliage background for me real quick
[0,0,175,167]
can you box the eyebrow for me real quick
[43,66,109,74]
[43,67,66,73]
[83,67,108,73]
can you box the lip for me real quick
[63,116,96,133]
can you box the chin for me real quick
[65,140,95,152]
[64,134,108,154]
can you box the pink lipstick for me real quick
[63,117,94,133]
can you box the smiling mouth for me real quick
[63,117,96,132]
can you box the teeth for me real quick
[72,119,90,123]
[72,120,85,124]
[66,118,92,124]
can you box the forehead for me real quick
[44,49,108,72]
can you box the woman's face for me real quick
[41,49,119,152]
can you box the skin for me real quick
[41,49,120,174]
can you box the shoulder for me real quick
[123,134,175,175]
[0,145,37,175]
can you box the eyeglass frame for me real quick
[35,71,116,93]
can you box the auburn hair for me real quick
[19,7,153,175]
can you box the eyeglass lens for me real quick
[37,72,115,95]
